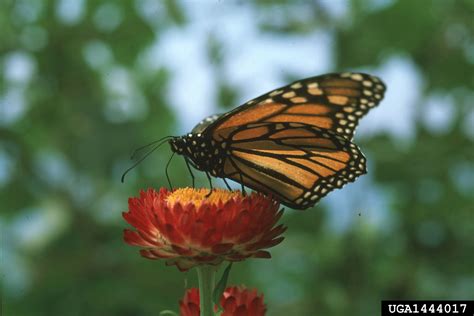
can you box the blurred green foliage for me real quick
[1,1,473,315]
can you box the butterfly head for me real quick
[168,136,186,154]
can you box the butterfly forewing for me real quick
[207,72,386,140]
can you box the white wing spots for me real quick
[360,98,368,104]
[291,82,303,89]
[340,72,352,78]
[363,90,373,96]
[362,80,373,87]
[339,119,347,125]
[306,81,324,95]
[308,87,323,95]
[269,89,284,97]
[282,91,296,98]
[262,98,273,104]
[290,96,307,103]
[350,73,363,81]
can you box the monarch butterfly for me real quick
[125,72,386,210]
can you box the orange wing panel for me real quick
[266,115,333,129]
[232,151,315,189]
[231,159,304,200]
[216,103,286,130]
[285,104,332,115]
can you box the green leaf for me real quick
[212,263,233,311]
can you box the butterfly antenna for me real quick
[121,138,171,183]
[130,136,173,160]
[165,151,175,190]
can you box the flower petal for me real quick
[122,188,285,271]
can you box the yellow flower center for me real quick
[166,188,242,208]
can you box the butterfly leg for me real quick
[205,172,213,197]
[223,178,232,191]
[238,172,247,196]
[165,152,175,190]
[184,158,195,188]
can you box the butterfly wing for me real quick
[207,72,386,140]
[219,122,366,209]
[191,114,222,134]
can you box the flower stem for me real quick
[196,265,216,316]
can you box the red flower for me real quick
[123,188,286,271]
[179,286,267,316]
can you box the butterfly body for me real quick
[168,72,386,209]
[169,133,226,176]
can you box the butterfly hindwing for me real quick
[219,122,366,209]
[208,72,386,140]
